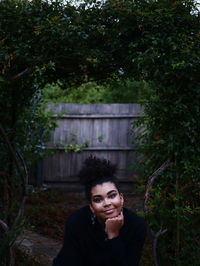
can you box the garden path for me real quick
[16,230,61,266]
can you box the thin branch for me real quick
[16,150,28,195]
[143,159,172,266]
[0,124,25,183]
[9,247,15,266]
[0,124,28,265]
[151,228,168,266]
[9,67,31,80]
[11,197,26,232]
[195,238,200,246]
[144,159,172,212]
[0,219,15,266]
[0,219,9,233]
[10,150,28,229]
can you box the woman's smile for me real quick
[104,208,115,214]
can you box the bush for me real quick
[43,78,150,104]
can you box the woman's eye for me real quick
[93,198,102,203]
[109,193,117,199]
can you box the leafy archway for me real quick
[0,0,199,265]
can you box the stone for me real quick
[16,230,61,266]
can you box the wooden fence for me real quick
[32,104,143,191]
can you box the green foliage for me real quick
[103,78,150,103]
[64,131,104,153]
[0,88,56,172]
[0,85,56,263]
[43,81,107,103]
[43,79,149,103]
[64,132,89,153]
[133,1,200,265]
[15,94,57,163]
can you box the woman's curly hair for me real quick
[78,155,119,201]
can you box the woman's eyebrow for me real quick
[92,190,117,198]
[92,195,102,198]
[107,190,117,195]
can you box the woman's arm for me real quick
[52,219,84,266]
[105,211,124,239]
[104,215,147,266]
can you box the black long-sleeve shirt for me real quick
[53,206,147,266]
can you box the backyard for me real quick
[1,0,199,265]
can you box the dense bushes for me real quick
[133,0,200,264]
[0,86,56,264]
[43,79,149,104]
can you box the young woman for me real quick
[53,156,147,266]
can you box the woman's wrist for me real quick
[107,232,119,239]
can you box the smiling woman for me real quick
[52,156,147,266]
[90,182,124,228]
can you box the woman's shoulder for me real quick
[66,205,91,226]
[123,208,147,232]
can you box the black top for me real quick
[53,206,147,266]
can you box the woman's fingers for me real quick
[105,210,124,239]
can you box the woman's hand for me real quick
[105,211,124,239]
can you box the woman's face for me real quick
[90,182,124,222]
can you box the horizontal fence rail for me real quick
[51,114,143,119]
[45,146,137,151]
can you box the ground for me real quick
[16,188,153,265]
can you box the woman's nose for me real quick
[103,198,111,207]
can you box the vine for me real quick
[64,132,104,153]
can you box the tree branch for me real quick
[151,227,168,266]
[144,159,172,212]
[0,124,28,265]
[16,150,28,195]
[0,124,25,181]
[9,67,31,80]
[143,159,172,266]
[0,128,28,228]
[0,219,15,266]
[0,219,9,233]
